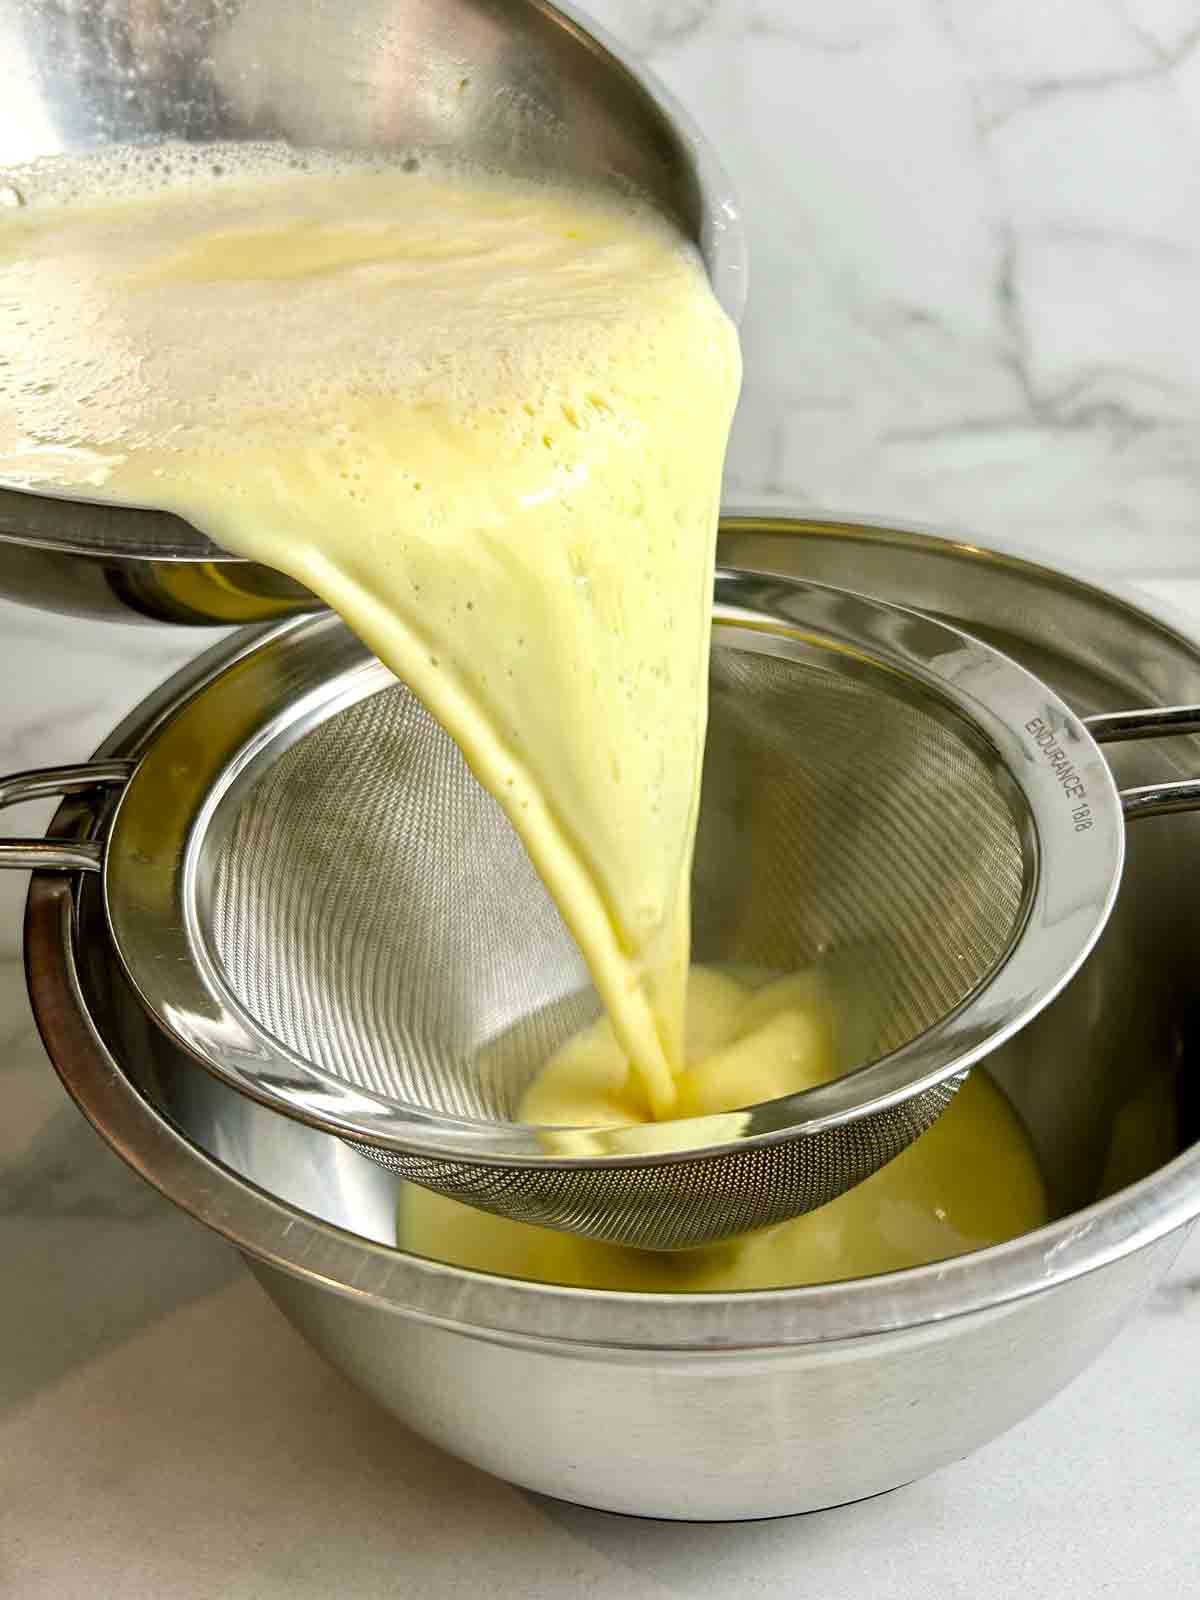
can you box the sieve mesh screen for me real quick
[204,633,1028,1247]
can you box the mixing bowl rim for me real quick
[23,512,1200,1352]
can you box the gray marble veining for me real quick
[591,0,1200,573]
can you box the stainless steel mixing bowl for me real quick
[21,517,1200,1521]
[0,0,745,623]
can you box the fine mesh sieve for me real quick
[204,634,1027,1247]
[14,567,1199,1250]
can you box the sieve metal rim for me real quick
[93,567,1125,1166]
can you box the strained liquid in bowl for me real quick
[399,1065,1048,1291]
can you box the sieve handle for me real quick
[0,761,134,872]
[1084,706,1200,820]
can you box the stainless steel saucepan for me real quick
[0,0,745,623]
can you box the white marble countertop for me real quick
[3,1,1200,1593]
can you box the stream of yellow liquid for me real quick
[0,148,1048,1284]
[0,147,742,1114]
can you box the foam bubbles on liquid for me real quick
[0,142,701,486]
